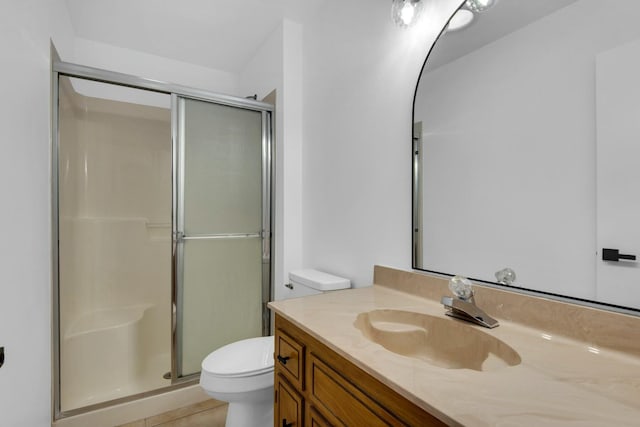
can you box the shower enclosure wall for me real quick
[53,63,273,418]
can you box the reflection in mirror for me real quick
[413,0,640,312]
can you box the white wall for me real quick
[74,37,239,95]
[301,0,462,286]
[0,1,75,426]
[239,19,304,301]
[279,20,304,298]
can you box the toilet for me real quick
[199,269,350,427]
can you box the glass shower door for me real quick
[175,97,269,377]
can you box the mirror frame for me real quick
[410,0,640,317]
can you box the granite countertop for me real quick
[268,282,640,426]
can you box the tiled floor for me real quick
[117,399,228,427]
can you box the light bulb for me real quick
[391,0,424,28]
[400,3,416,25]
[465,0,498,13]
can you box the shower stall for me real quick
[52,62,272,418]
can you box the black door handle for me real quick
[282,419,293,427]
[602,248,636,262]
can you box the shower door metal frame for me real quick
[51,61,274,420]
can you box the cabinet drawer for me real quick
[276,374,303,427]
[309,353,403,427]
[276,329,305,389]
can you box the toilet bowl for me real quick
[200,336,274,427]
[200,269,351,427]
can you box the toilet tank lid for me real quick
[288,269,350,291]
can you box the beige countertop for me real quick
[268,272,640,426]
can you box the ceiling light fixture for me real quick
[391,0,424,28]
[465,0,498,13]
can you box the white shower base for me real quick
[53,385,211,427]
[61,305,171,412]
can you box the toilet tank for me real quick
[286,269,351,299]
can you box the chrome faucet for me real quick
[441,276,499,329]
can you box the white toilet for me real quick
[199,269,350,427]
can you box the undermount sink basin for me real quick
[354,309,521,372]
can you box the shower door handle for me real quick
[172,231,184,256]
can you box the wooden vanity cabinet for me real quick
[273,314,446,427]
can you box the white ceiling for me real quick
[64,0,326,73]
[65,0,582,77]
[426,0,580,70]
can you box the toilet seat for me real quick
[202,336,274,378]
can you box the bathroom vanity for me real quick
[269,266,640,426]
[273,314,444,426]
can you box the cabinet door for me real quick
[276,374,303,427]
[306,405,333,427]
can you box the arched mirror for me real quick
[413,0,640,313]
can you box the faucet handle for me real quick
[448,276,473,300]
